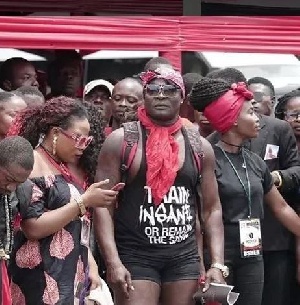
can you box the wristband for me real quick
[211,263,229,278]
[74,196,86,217]
[273,171,283,188]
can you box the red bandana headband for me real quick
[140,68,185,97]
[203,82,253,134]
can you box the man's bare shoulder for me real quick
[102,127,125,154]
[200,136,215,162]
[105,127,124,143]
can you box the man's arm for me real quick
[264,186,300,236]
[200,138,224,265]
[93,128,123,267]
[199,138,225,287]
[277,121,300,193]
[93,128,133,298]
[195,217,206,278]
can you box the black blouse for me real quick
[214,146,273,223]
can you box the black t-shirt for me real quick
[213,145,273,248]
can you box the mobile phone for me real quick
[111,183,125,191]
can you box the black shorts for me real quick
[119,247,200,285]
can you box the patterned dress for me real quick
[9,175,89,305]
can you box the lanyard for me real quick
[219,147,252,218]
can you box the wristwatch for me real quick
[211,263,230,278]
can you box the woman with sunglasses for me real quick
[7,96,118,305]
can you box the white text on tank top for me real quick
[139,185,193,245]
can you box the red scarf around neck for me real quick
[138,106,183,205]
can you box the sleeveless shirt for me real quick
[114,126,199,256]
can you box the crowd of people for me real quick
[0,50,299,305]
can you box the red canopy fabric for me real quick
[0,16,180,50]
[0,16,299,54]
[181,16,300,53]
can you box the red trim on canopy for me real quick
[0,16,298,53]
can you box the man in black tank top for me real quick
[94,68,225,305]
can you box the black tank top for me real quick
[114,126,199,255]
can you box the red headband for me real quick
[203,82,253,134]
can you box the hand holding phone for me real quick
[111,183,125,191]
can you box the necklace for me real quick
[219,147,252,218]
[39,145,87,190]
[0,195,13,260]
[221,140,243,148]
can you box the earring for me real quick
[52,135,58,155]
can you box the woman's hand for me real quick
[89,267,102,290]
[88,248,102,290]
[82,179,118,208]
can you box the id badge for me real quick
[239,218,262,258]
[80,216,91,247]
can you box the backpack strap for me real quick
[182,126,204,226]
[120,122,204,183]
[182,126,204,182]
[121,121,140,183]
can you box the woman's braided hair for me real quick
[206,67,247,85]
[189,77,231,112]
[275,89,300,120]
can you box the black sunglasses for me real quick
[145,84,180,97]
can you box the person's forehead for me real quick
[67,117,90,132]
[286,96,300,108]
[113,81,142,95]
[249,83,272,95]
[149,78,171,85]
[13,62,36,74]
[89,86,110,96]
[59,60,81,71]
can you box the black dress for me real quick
[9,175,89,305]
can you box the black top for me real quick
[213,145,273,248]
[114,127,199,257]
[208,114,300,251]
